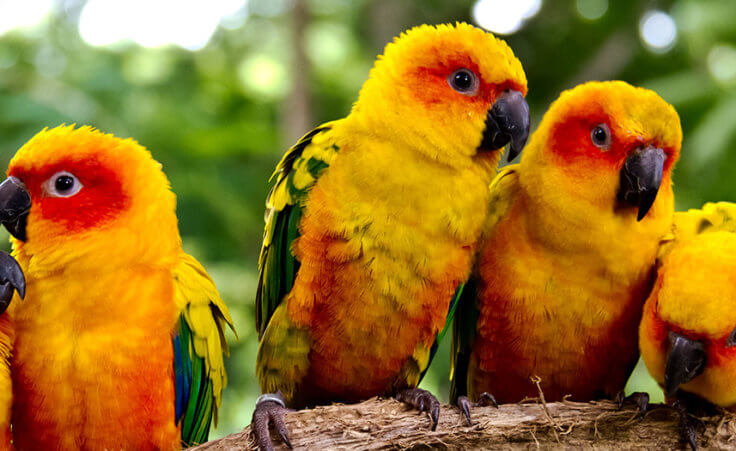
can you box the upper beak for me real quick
[0,176,31,241]
[479,89,530,162]
[617,145,666,221]
[664,331,706,396]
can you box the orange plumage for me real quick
[3,126,232,449]
[452,81,682,404]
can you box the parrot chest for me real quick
[10,269,180,449]
[471,207,660,403]
[290,145,493,400]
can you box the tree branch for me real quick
[194,397,736,450]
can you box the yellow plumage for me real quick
[255,22,529,408]
[641,202,736,408]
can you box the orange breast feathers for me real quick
[469,198,658,403]
[10,269,180,450]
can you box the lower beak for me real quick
[617,146,666,221]
[664,332,706,396]
[0,251,24,314]
[0,176,31,241]
[479,89,530,162]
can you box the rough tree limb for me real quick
[193,397,736,450]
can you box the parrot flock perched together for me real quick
[0,20,729,450]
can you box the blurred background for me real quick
[0,0,734,438]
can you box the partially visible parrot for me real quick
[0,251,24,450]
[0,126,234,449]
[253,23,530,450]
[450,81,682,422]
[640,202,736,449]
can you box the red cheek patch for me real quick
[12,158,129,234]
[548,114,627,168]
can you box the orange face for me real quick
[0,126,178,271]
[522,81,682,221]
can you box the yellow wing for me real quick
[173,253,235,446]
[660,202,736,259]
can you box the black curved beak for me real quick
[618,146,666,221]
[479,89,530,162]
[0,176,31,241]
[0,251,24,314]
[664,332,706,396]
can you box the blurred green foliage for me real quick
[0,0,735,438]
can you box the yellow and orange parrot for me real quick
[0,126,234,449]
[641,202,736,449]
[0,250,24,450]
[450,81,682,422]
[253,23,530,449]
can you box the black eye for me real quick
[591,123,611,149]
[448,68,478,95]
[55,175,74,192]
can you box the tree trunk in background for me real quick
[368,0,411,54]
[283,0,312,144]
[193,398,736,449]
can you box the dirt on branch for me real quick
[193,397,736,450]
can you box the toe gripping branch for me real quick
[457,392,498,426]
[0,251,24,315]
[396,388,441,431]
[252,392,292,451]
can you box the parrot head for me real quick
[0,125,180,273]
[641,231,736,407]
[522,81,681,222]
[353,22,530,168]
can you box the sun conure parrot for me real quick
[0,125,234,449]
[640,202,736,449]
[450,81,682,423]
[253,22,530,450]
[0,251,24,450]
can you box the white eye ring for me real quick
[44,171,83,198]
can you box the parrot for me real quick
[0,125,234,449]
[450,80,682,423]
[253,22,530,450]
[640,202,736,449]
[0,251,24,451]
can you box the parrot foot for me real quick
[674,399,699,451]
[456,392,498,426]
[252,392,292,451]
[615,390,649,419]
[395,388,440,431]
[0,251,24,315]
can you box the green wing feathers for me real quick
[449,279,480,403]
[255,124,339,337]
[174,253,235,445]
